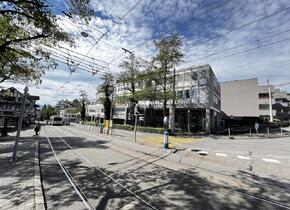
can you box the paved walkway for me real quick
[0,129,44,210]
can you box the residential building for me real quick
[0,87,40,129]
[59,107,80,122]
[221,78,290,122]
[88,64,221,132]
[221,78,259,117]
[86,100,104,121]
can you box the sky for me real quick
[2,0,290,105]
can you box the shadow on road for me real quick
[2,132,290,210]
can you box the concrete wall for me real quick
[221,78,259,117]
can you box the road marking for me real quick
[237,155,251,160]
[262,158,280,164]
[197,151,208,155]
[216,153,227,157]
[121,201,139,210]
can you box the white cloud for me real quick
[4,0,290,105]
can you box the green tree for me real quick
[117,54,143,124]
[149,35,183,118]
[72,99,81,110]
[97,73,114,121]
[0,0,93,84]
[41,104,57,120]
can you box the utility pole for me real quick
[12,86,29,161]
[187,110,190,134]
[109,83,114,135]
[134,104,138,143]
[267,80,273,122]
[169,68,176,132]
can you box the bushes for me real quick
[112,124,164,134]
[84,121,164,134]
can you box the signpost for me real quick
[12,86,28,161]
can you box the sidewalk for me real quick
[0,129,45,210]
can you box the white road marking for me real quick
[197,151,208,155]
[121,201,139,210]
[262,158,280,164]
[237,155,251,160]
[216,153,227,157]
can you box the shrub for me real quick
[112,124,163,134]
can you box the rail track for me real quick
[43,128,159,210]
[44,125,290,209]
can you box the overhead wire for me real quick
[194,37,290,65]
[38,46,108,72]
[185,28,290,63]
[82,0,144,59]
[189,5,290,48]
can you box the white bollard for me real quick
[228,128,231,137]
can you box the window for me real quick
[178,91,183,99]
[191,89,196,98]
[185,89,190,99]
[259,93,269,99]
[259,104,269,110]
[191,72,198,80]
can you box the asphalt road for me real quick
[39,125,290,210]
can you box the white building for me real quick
[59,107,80,122]
[87,64,221,132]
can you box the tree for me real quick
[40,104,57,120]
[72,99,81,110]
[79,90,88,123]
[0,0,93,84]
[118,53,143,124]
[97,73,114,121]
[149,35,183,119]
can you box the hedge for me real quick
[83,121,164,134]
[113,124,164,134]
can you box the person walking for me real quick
[34,123,41,135]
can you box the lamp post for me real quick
[12,86,29,161]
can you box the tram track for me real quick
[62,125,290,196]
[47,125,290,209]
[43,127,159,210]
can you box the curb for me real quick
[34,141,46,210]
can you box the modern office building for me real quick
[87,64,221,133]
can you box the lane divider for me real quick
[262,158,281,164]
[237,155,251,160]
[216,153,227,157]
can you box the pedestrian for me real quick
[254,122,259,134]
[34,123,41,135]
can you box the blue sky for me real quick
[2,0,290,104]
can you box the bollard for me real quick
[249,128,252,135]
[163,130,169,149]
[267,127,269,136]
[228,128,231,137]
[281,126,283,135]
